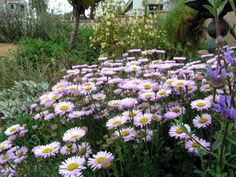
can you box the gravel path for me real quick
[0,43,17,57]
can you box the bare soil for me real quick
[0,43,17,57]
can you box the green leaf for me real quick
[218,0,228,15]
[203,4,215,16]
[226,136,236,145]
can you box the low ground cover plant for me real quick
[0,45,236,176]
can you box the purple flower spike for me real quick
[206,66,227,88]
[213,95,234,120]
[225,47,236,67]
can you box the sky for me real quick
[48,0,72,14]
[47,0,128,14]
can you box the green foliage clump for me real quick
[161,0,205,56]
[0,81,48,126]
[0,12,62,42]
[91,0,168,58]
[0,25,100,89]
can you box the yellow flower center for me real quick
[84,83,91,87]
[132,66,138,71]
[18,151,23,158]
[52,95,59,99]
[71,135,79,139]
[67,163,78,171]
[85,106,91,111]
[140,117,149,124]
[0,145,5,150]
[175,128,183,134]
[153,61,158,64]
[197,102,206,108]
[151,108,158,114]
[112,103,121,106]
[60,105,69,111]
[79,148,87,156]
[187,86,192,91]
[96,157,106,164]
[172,108,180,113]
[159,90,166,95]
[42,148,52,154]
[9,127,16,132]
[192,142,200,148]
[97,97,102,101]
[177,81,185,86]
[112,121,121,126]
[205,84,211,89]
[144,84,151,90]
[199,117,208,124]
[2,155,9,161]
[121,131,130,137]
[84,86,92,91]
[66,147,72,152]
[167,80,173,85]
[145,93,153,98]
[128,112,136,118]
[98,111,104,116]
[56,86,63,90]
[70,86,77,91]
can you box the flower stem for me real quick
[219,121,229,171]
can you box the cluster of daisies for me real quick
[1,46,236,176]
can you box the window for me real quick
[21,5,24,11]
[10,4,14,9]
[149,4,163,11]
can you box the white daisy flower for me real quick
[193,114,212,129]
[139,82,154,92]
[156,89,171,99]
[121,98,138,108]
[114,127,136,142]
[190,99,211,111]
[136,129,153,142]
[0,140,12,153]
[88,151,114,170]
[13,146,28,164]
[1,167,15,177]
[134,113,152,128]
[63,127,86,143]
[0,153,12,164]
[122,110,142,120]
[106,116,127,129]
[60,144,78,155]
[169,124,191,140]
[5,124,21,136]
[81,82,96,94]
[32,142,60,159]
[185,136,210,155]
[107,100,123,110]
[59,156,86,177]
[139,92,155,101]
[54,102,74,115]
[78,142,92,158]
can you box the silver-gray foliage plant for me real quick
[0,80,49,122]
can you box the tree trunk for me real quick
[70,15,80,50]
[90,5,95,20]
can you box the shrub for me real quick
[161,0,205,56]
[0,25,100,89]
[91,0,168,58]
[0,81,49,126]
[0,11,64,42]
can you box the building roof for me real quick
[0,0,26,5]
[124,0,164,12]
